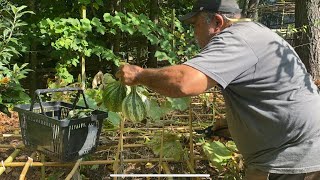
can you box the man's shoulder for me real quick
[225,22,270,35]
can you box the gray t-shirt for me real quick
[184,22,320,174]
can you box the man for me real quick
[116,0,320,179]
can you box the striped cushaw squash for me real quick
[102,81,127,112]
[122,86,147,122]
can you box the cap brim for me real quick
[179,12,198,24]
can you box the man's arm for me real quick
[116,64,216,97]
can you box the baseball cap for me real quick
[180,0,241,23]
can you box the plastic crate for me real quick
[14,88,108,162]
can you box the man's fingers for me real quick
[115,70,121,78]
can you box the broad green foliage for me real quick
[202,140,233,170]
[201,139,244,179]
[145,98,170,121]
[103,11,198,64]
[166,97,191,111]
[38,16,122,83]
[146,132,186,161]
[0,3,33,114]
[0,5,34,63]
[37,9,198,84]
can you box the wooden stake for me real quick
[19,151,36,180]
[1,134,22,138]
[189,103,195,168]
[4,157,206,167]
[0,148,21,175]
[161,162,173,180]
[40,154,45,180]
[113,118,125,179]
[65,158,82,180]
[158,125,165,180]
[0,144,24,149]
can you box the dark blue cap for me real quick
[180,0,241,22]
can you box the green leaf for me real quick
[91,164,99,170]
[103,13,112,22]
[112,15,122,25]
[71,58,79,67]
[226,141,238,152]
[95,0,103,6]
[109,29,116,35]
[138,24,150,35]
[146,133,185,161]
[80,18,92,32]
[166,97,191,111]
[202,141,233,171]
[128,12,140,25]
[16,5,28,13]
[91,17,106,35]
[10,5,18,14]
[119,24,135,35]
[107,111,121,127]
[147,34,159,45]
[146,99,167,121]
[78,95,99,110]
[15,10,35,19]
[154,51,169,60]
[78,0,91,5]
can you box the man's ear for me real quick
[214,14,224,30]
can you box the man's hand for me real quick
[116,64,143,86]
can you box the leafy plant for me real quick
[201,139,244,179]
[103,11,198,64]
[0,3,33,115]
[36,9,199,85]
[146,132,186,161]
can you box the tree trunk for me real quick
[146,0,159,68]
[27,0,38,97]
[241,0,249,17]
[81,6,86,89]
[295,0,320,80]
[246,0,260,21]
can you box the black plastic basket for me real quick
[14,88,108,162]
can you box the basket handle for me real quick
[30,87,89,114]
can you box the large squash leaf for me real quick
[202,140,233,171]
[146,133,185,161]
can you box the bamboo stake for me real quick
[81,5,86,89]
[134,126,206,131]
[185,160,200,180]
[172,114,215,117]
[65,158,82,180]
[119,118,125,174]
[1,134,22,138]
[40,154,45,180]
[113,118,125,179]
[161,162,173,180]
[158,125,165,180]
[185,160,196,174]
[0,144,25,149]
[0,148,21,175]
[4,157,206,167]
[189,103,195,168]
[97,143,144,150]
[19,151,36,180]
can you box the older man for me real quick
[116,0,320,179]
